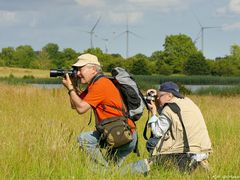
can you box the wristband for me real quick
[68,89,75,95]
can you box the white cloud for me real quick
[216,7,228,16]
[0,9,41,28]
[216,0,240,16]
[74,0,190,25]
[127,0,189,12]
[222,22,240,31]
[107,11,143,24]
[229,0,240,14]
[74,0,106,8]
[0,10,16,24]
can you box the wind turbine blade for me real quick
[193,30,201,44]
[80,29,91,34]
[129,31,142,39]
[204,26,221,29]
[91,16,101,32]
[113,31,126,40]
[193,12,203,27]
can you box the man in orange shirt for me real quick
[62,53,137,168]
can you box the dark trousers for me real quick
[148,153,199,173]
[146,137,199,173]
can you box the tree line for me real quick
[1,34,240,76]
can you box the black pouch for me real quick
[97,116,133,148]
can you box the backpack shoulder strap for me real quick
[87,74,104,125]
[89,73,105,85]
[164,103,190,153]
[88,74,127,125]
[144,103,190,154]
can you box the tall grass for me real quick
[0,84,240,179]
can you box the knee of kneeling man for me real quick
[77,133,87,143]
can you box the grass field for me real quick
[0,83,239,179]
[0,67,49,78]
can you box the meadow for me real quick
[0,83,239,179]
[0,67,49,78]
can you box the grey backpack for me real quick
[110,67,148,121]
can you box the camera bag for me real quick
[96,116,133,148]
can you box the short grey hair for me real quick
[95,64,103,73]
[86,64,103,73]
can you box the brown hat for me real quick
[72,53,100,67]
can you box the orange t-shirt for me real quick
[81,76,135,129]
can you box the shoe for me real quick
[199,159,211,172]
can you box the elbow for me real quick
[73,101,90,115]
[75,106,88,114]
[75,108,85,114]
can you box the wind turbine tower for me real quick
[115,17,141,58]
[200,26,221,54]
[89,17,101,48]
[126,20,129,58]
[95,32,116,53]
[194,15,221,54]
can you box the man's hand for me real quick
[148,100,157,116]
[62,73,74,90]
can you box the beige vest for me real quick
[153,97,212,155]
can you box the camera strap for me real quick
[143,103,190,153]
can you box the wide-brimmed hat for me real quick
[72,53,100,67]
[159,81,184,98]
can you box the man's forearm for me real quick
[68,89,90,114]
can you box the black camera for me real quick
[50,68,78,78]
[144,90,157,104]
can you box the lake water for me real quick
[32,84,63,89]
[32,84,236,92]
[185,85,236,92]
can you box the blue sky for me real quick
[0,0,239,59]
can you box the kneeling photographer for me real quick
[122,81,212,175]
[60,53,137,170]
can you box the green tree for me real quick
[229,44,240,75]
[14,45,36,68]
[211,58,235,76]
[163,34,199,73]
[129,54,151,75]
[1,47,15,66]
[230,44,240,58]
[84,48,103,58]
[149,50,164,61]
[60,48,78,68]
[211,44,240,76]
[0,58,4,66]
[99,53,124,72]
[31,50,52,69]
[184,52,210,75]
[155,60,173,75]
[42,43,60,67]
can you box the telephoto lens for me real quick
[50,68,77,78]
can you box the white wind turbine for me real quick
[193,15,221,55]
[95,32,116,54]
[115,17,141,58]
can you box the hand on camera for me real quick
[62,73,74,90]
[147,100,157,116]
